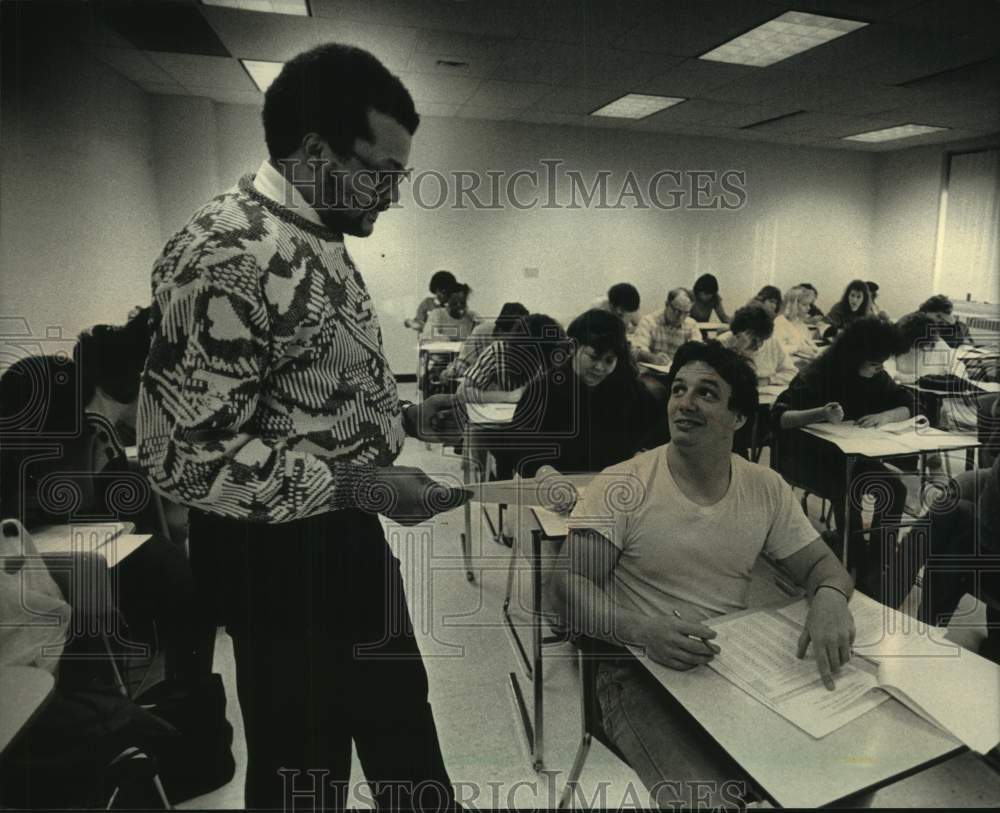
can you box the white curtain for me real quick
[933,148,1000,303]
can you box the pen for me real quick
[673,608,711,648]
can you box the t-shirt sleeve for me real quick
[633,314,654,351]
[763,473,819,561]
[567,464,632,551]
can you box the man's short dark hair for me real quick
[429,270,456,293]
[730,304,774,341]
[919,294,953,315]
[262,43,419,161]
[568,308,629,359]
[754,285,782,310]
[607,283,640,312]
[668,340,759,420]
[866,281,880,297]
[894,311,938,354]
[447,282,471,298]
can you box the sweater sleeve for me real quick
[769,373,824,431]
[138,247,376,523]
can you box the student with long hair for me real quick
[773,286,820,360]
[770,318,919,596]
[690,273,730,323]
[825,279,874,335]
[502,309,665,477]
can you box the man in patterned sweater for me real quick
[138,44,464,810]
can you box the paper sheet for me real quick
[465,474,594,507]
[466,403,517,425]
[28,522,134,556]
[707,609,887,739]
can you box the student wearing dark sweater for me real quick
[498,309,665,479]
[770,318,919,597]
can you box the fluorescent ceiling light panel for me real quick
[202,0,309,16]
[700,11,868,67]
[242,59,284,92]
[591,94,685,119]
[843,123,948,142]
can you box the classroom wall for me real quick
[0,41,161,361]
[871,134,1000,318]
[152,103,879,374]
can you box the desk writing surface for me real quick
[802,424,980,457]
[639,361,671,375]
[0,666,55,755]
[697,321,728,333]
[28,522,134,556]
[638,643,961,808]
[419,340,463,353]
[466,402,517,425]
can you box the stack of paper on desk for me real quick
[707,594,1000,752]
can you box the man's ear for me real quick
[302,132,342,167]
[733,413,747,431]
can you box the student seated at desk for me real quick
[421,281,478,340]
[866,281,891,322]
[918,294,974,349]
[633,287,700,368]
[773,286,820,361]
[439,301,528,384]
[799,282,826,326]
[690,273,730,323]
[770,318,917,593]
[549,340,854,809]
[718,304,797,387]
[750,285,782,318]
[498,309,664,478]
[404,269,455,331]
[458,313,564,405]
[824,279,875,338]
[594,282,642,337]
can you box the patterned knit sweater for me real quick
[137,175,404,523]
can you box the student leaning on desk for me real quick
[548,340,854,809]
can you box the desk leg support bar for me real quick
[505,529,545,771]
[460,430,474,582]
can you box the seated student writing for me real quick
[499,309,665,481]
[690,273,730,323]
[824,279,874,337]
[633,288,701,368]
[458,313,564,405]
[440,301,528,384]
[405,269,455,331]
[594,282,642,337]
[750,285,782,318]
[421,281,478,340]
[718,303,797,386]
[866,281,891,321]
[773,285,821,360]
[918,294,974,348]
[548,340,854,809]
[770,318,918,595]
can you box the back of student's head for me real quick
[810,317,895,379]
[429,270,456,294]
[894,311,939,354]
[693,273,720,298]
[668,340,759,420]
[74,307,153,406]
[730,303,774,341]
[494,302,529,336]
[262,43,419,161]
[607,283,640,313]
[918,294,953,315]
[567,309,633,379]
[866,280,880,299]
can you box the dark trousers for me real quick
[189,508,455,811]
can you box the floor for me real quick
[179,386,1000,809]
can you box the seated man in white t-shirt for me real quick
[549,340,855,809]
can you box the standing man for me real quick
[633,287,701,367]
[138,44,463,810]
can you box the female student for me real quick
[750,285,782,317]
[773,286,820,360]
[405,269,456,331]
[718,304,797,386]
[824,279,874,336]
[502,309,665,478]
[770,318,918,595]
[690,273,731,323]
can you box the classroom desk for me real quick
[637,617,963,808]
[696,321,728,339]
[748,384,785,462]
[27,522,148,569]
[0,666,55,756]
[799,424,982,572]
[418,340,463,400]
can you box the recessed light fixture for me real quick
[591,94,686,119]
[843,123,949,142]
[700,11,867,67]
[202,0,309,16]
[242,59,284,92]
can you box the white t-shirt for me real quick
[567,446,817,622]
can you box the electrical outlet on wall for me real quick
[523,267,539,278]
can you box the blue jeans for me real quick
[596,658,751,810]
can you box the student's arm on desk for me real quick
[855,406,910,428]
[778,539,856,690]
[777,402,844,429]
[547,528,719,671]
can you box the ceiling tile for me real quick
[414,101,460,118]
[90,46,176,84]
[702,69,819,105]
[527,85,632,116]
[515,0,660,46]
[405,30,513,77]
[464,80,554,109]
[311,0,523,37]
[395,72,482,105]
[703,102,809,128]
[201,6,418,69]
[639,98,741,126]
[145,52,257,91]
[632,58,758,97]
[491,39,585,84]
[566,48,685,90]
[100,2,230,56]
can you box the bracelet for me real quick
[814,584,849,601]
